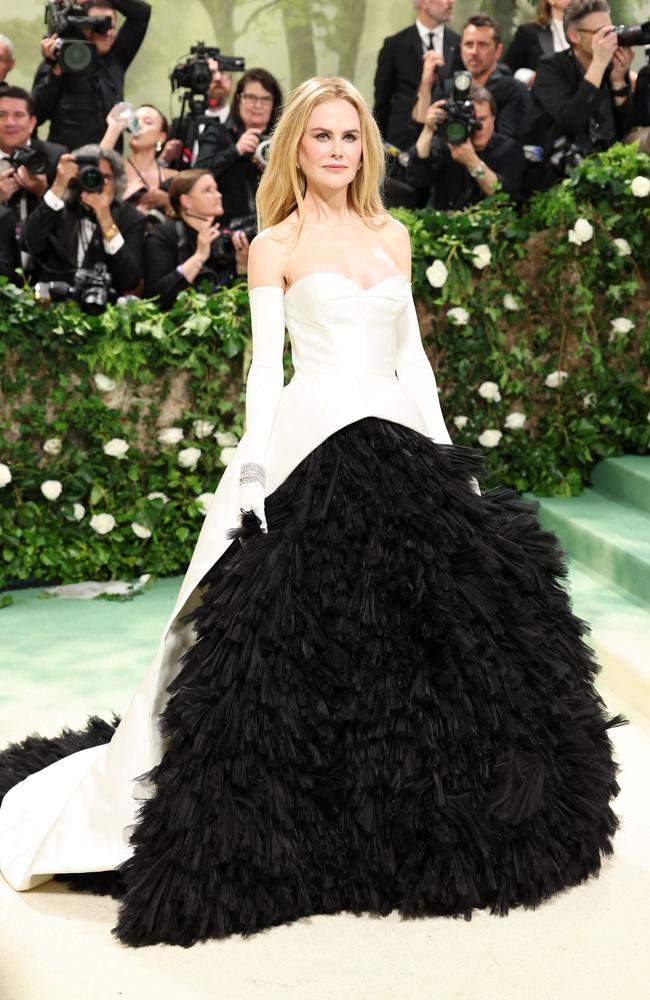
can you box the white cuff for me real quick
[103,232,125,255]
[44,188,65,211]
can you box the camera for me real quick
[251,133,272,170]
[44,0,112,74]
[8,146,49,175]
[218,213,258,254]
[614,21,650,47]
[72,153,105,193]
[171,42,245,95]
[439,71,482,145]
[34,263,115,315]
[549,136,587,177]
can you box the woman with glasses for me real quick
[195,67,283,227]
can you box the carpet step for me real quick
[590,456,650,516]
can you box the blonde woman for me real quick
[0,77,623,947]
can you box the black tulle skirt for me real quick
[0,418,624,947]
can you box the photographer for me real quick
[195,68,282,226]
[161,58,234,170]
[407,86,525,209]
[33,0,151,152]
[521,0,635,163]
[414,15,531,140]
[21,144,144,294]
[144,169,249,311]
[0,34,15,91]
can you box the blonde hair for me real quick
[255,76,387,234]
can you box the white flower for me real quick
[43,437,62,455]
[544,370,569,388]
[502,293,520,312]
[178,446,201,469]
[630,175,650,198]
[147,491,169,504]
[613,237,631,257]
[426,259,448,288]
[158,427,184,446]
[103,438,129,459]
[574,218,594,243]
[471,244,492,269]
[94,373,116,393]
[220,447,237,467]
[610,317,634,334]
[478,380,502,403]
[73,502,85,521]
[478,429,502,448]
[196,492,214,515]
[447,307,469,325]
[505,411,526,430]
[583,393,596,409]
[647,411,650,423]
[139,573,151,584]
[90,512,116,535]
[131,522,152,540]
[0,463,11,488]
[453,415,469,429]
[568,229,582,246]
[193,419,215,439]
[214,431,239,448]
[41,479,62,501]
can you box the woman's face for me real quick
[181,173,224,218]
[238,79,274,132]
[297,99,363,193]
[130,106,166,151]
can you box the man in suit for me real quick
[21,144,144,295]
[373,0,461,151]
[160,58,234,170]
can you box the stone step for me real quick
[590,456,650,516]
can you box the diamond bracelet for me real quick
[239,462,266,487]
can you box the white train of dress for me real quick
[0,273,434,891]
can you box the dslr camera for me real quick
[44,0,112,74]
[439,71,482,145]
[614,21,650,46]
[7,146,49,175]
[171,42,245,95]
[217,213,258,255]
[35,262,115,315]
[71,153,106,193]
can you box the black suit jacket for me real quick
[144,218,236,310]
[20,197,145,293]
[373,24,462,150]
[32,0,151,152]
[195,120,261,226]
[504,23,555,74]
[0,206,17,282]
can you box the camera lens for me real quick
[79,165,104,193]
[59,39,95,73]
[80,285,108,315]
[446,121,469,145]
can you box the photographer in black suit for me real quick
[21,144,144,294]
[373,0,461,150]
[33,0,151,152]
[0,88,66,216]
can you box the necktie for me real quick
[427,32,435,50]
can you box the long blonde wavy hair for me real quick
[256,76,388,235]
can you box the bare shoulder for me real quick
[248,224,293,289]
[378,213,411,276]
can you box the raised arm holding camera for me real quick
[32,0,151,153]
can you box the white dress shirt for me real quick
[415,18,444,54]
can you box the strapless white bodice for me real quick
[284,272,410,380]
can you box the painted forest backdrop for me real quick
[3,0,648,120]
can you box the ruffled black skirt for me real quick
[0,418,624,947]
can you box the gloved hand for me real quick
[238,479,267,533]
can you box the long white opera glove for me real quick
[238,286,286,531]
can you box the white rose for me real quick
[478,429,502,448]
[193,419,215,439]
[139,573,151,584]
[131,522,152,540]
[73,502,85,521]
[147,491,169,504]
[158,427,184,446]
[630,175,650,198]
[544,370,569,388]
[178,446,201,469]
[568,229,582,246]
[613,238,631,257]
[502,293,520,312]
[453,415,469,429]
[582,393,596,409]
[94,373,116,393]
[472,244,492,269]
[214,431,239,448]
[426,259,448,288]
[478,380,502,402]
[220,446,237,467]
[610,317,634,334]
[0,463,11,488]
[90,512,116,535]
[103,437,129,459]
[196,492,214,515]
[573,218,594,243]
[41,479,62,501]
[43,437,62,455]
[447,307,469,325]
[505,411,526,430]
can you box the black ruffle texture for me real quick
[0,418,625,947]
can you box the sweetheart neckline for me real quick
[284,272,409,297]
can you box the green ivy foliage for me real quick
[0,143,649,588]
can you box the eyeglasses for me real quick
[574,24,614,34]
[240,94,273,106]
